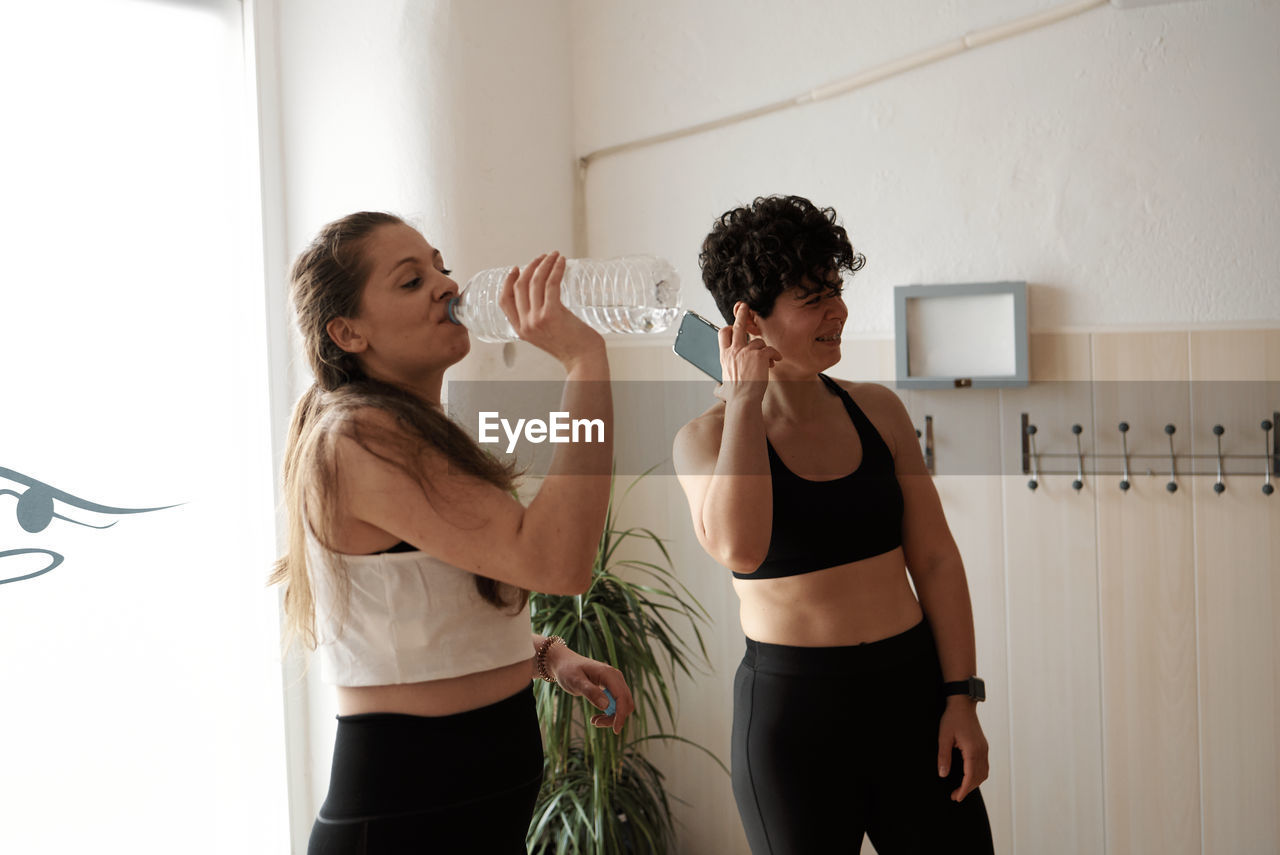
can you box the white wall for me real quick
[572,0,1280,334]
[258,0,575,848]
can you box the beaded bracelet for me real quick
[535,635,565,683]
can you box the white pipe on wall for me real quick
[579,0,1109,168]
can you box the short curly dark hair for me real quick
[699,195,865,324]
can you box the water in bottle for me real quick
[447,255,681,343]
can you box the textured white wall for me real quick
[276,0,576,274]
[571,0,1280,334]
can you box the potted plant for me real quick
[527,466,726,854]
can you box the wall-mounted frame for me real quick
[894,281,1028,389]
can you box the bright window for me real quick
[0,1,288,851]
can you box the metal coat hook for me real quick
[1071,424,1085,491]
[1165,424,1178,493]
[1118,422,1131,491]
[925,415,934,476]
[914,414,935,475]
[1026,422,1040,491]
[1263,418,1275,496]
[1212,425,1226,494]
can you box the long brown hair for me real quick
[268,212,525,651]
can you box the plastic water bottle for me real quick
[447,255,681,343]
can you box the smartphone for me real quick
[672,310,723,382]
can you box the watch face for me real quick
[969,677,986,702]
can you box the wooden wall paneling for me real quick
[1188,330,1280,855]
[1000,333,1105,855]
[899,387,1012,855]
[1092,332,1201,855]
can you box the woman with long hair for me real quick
[673,196,993,854]
[271,211,634,853]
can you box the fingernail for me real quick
[939,766,947,777]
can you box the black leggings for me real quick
[307,685,544,855]
[732,619,994,854]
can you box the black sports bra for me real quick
[372,541,417,554]
[734,374,905,580]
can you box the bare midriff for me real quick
[733,545,923,647]
[335,657,534,718]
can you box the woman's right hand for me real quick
[715,302,781,405]
[498,251,605,369]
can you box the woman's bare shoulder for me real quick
[829,378,910,453]
[830,378,902,410]
[677,401,727,438]
[672,402,727,471]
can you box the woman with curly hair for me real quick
[271,212,635,853]
[673,196,993,853]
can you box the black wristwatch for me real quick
[943,677,986,702]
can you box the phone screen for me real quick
[672,311,723,382]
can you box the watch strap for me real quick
[942,676,986,702]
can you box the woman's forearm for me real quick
[521,348,613,588]
[529,633,577,683]
[913,557,979,684]
[701,397,773,572]
[530,633,555,681]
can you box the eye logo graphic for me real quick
[0,466,179,586]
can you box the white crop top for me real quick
[306,525,532,687]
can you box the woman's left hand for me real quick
[548,645,635,735]
[937,700,990,802]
